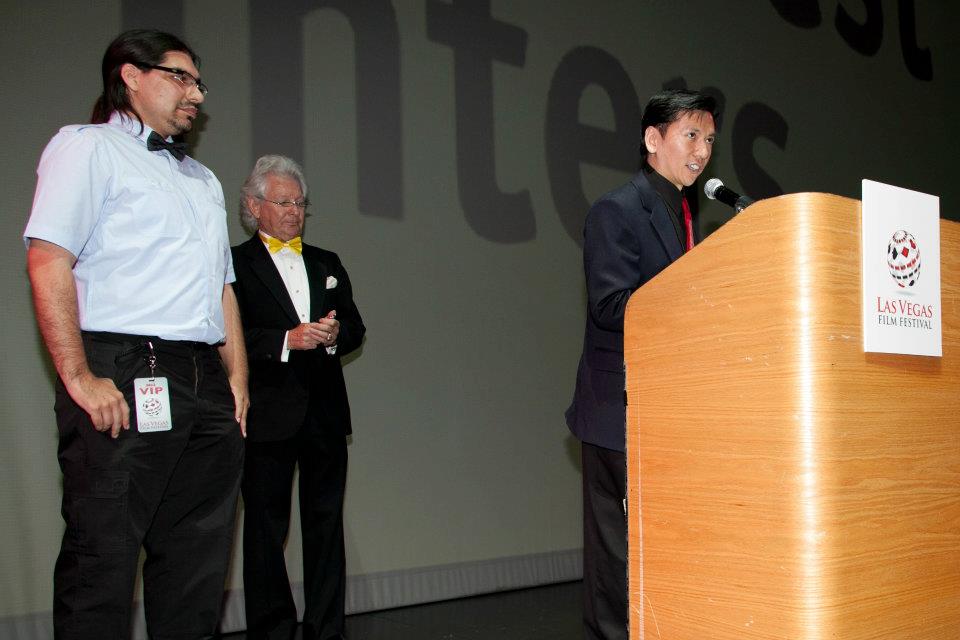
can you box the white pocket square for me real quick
[326,276,338,289]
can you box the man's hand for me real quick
[229,376,249,438]
[289,311,339,349]
[316,310,339,347]
[28,239,132,438]
[64,371,130,438]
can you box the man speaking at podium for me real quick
[566,89,718,640]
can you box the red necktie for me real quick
[681,196,695,252]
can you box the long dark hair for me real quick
[90,29,200,126]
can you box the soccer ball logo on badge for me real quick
[141,397,164,417]
[887,230,921,288]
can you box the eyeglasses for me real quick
[257,196,310,211]
[145,64,209,96]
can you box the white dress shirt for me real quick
[24,112,234,344]
[260,232,310,362]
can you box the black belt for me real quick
[82,331,218,354]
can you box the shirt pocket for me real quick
[106,176,185,238]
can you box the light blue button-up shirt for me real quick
[24,112,234,344]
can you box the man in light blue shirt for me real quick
[24,29,247,640]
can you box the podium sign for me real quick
[861,179,941,356]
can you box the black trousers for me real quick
[53,332,244,640]
[581,442,627,640]
[241,416,348,640]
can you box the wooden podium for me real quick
[624,193,960,639]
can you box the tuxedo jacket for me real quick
[565,170,700,452]
[231,235,366,442]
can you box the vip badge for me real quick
[134,377,173,432]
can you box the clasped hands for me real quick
[288,310,338,350]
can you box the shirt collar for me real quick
[258,230,303,255]
[643,162,685,215]
[108,110,160,145]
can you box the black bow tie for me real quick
[146,131,188,162]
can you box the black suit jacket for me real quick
[231,235,365,442]
[565,170,699,452]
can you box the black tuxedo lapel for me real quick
[632,173,684,263]
[243,237,300,325]
[648,201,684,262]
[303,245,328,322]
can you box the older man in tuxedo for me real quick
[231,155,365,640]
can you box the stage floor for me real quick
[223,580,582,639]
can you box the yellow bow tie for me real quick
[261,234,302,255]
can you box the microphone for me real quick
[704,178,755,213]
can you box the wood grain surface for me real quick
[625,193,959,639]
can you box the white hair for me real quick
[239,154,309,234]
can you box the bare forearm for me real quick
[219,283,249,434]
[27,239,129,435]
[219,284,248,384]
[27,240,90,383]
